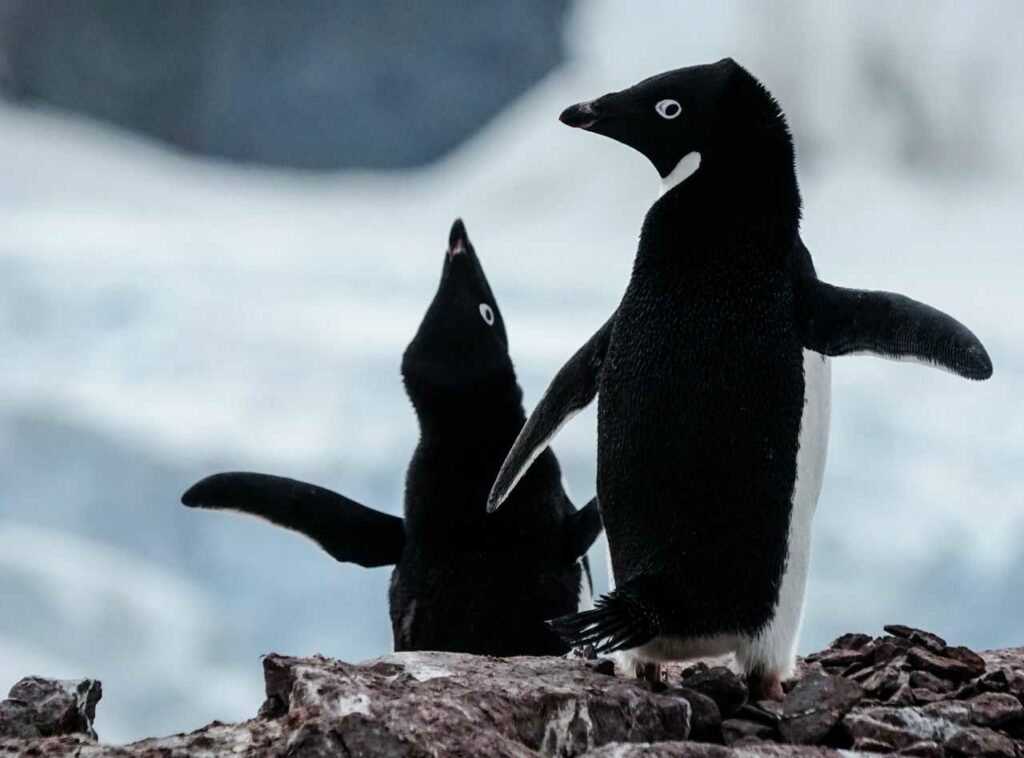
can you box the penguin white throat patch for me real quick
[660,152,702,197]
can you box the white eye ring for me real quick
[655,99,681,120]
[479,303,495,325]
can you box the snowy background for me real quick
[1,0,1022,744]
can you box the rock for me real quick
[804,648,868,670]
[944,726,1018,758]
[909,647,985,682]
[721,718,777,745]
[831,633,874,651]
[968,693,1024,729]
[667,688,722,742]
[586,743,847,757]
[885,625,949,653]
[910,670,956,693]
[681,668,748,718]
[0,677,101,740]
[944,648,989,680]
[3,628,1023,757]
[859,659,907,700]
[900,741,946,758]
[779,673,863,745]
[845,702,970,752]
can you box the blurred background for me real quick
[0,0,1021,744]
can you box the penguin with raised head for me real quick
[487,59,992,696]
[183,219,602,656]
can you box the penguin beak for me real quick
[447,217,469,259]
[559,100,603,131]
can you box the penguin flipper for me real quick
[796,278,993,380]
[563,497,603,563]
[487,314,617,512]
[181,472,404,567]
[548,576,661,654]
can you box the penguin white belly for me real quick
[737,349,831,678]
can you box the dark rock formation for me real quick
[2,627,1023,757]
[0,676,101,740]
[0,0,569,169]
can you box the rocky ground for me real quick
[1,626,1022,757]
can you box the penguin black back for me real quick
[393,220,597,655]
[490,59,990,696]
[182,219,602,657]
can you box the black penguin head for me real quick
[560,58,790,179]
[401,219,513,394]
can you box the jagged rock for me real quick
[779,672,863,745]
[668,688,722,742]
[911,670,957,693]
[944,726,1018,757]
[3,628,1024,757]
[587,743,846,757]
[967,694,1024,729]
[885,625,949,654]
[832,633,874,651]
[910,648,986,682]
[680,668,748,718]
[0,677,101,740]
[845,701,971,752]
[721,718,777,745]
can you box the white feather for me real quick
[737,350,831,679]
[659,151,702,197]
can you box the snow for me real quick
[1,0,1022,743]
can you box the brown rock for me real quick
[968,693,1024,729]
[682,667,748,718]
[944,726,1017,758]
[909,647,984,682]
[845,702,970,752]
[0,677,102,740]
[721,718,777,745]
[860,660,907,700]
[884,625,949,654]
[667,687,722,742]
[805,649,869,670]
[831,633,874,651]
[900,741,946,758]
[944,647,989,679]
[910,670,956,693]
[779,673,863,745]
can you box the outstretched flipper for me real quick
[562,497,603,563]
[796,278,993,380]
[488,314,616,512]
[548,576,661,654]
[182,472,404,567]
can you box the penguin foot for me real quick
[746,671,785,702]
[635,661,663,687]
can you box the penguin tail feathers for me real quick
[547,577,661,654]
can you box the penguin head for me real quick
[401,219,513,394]
[559,58,789,180]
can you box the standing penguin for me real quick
[487,60,992,696]
[183,219,602,656]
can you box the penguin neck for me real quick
[407,372,527,448]
[651,129,801,245]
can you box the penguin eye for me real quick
[479,303,495,326]
[655,99,682,120]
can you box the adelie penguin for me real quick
[182,219,602,656]
[488,59,993,697]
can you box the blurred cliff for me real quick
[0,0,569,169]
